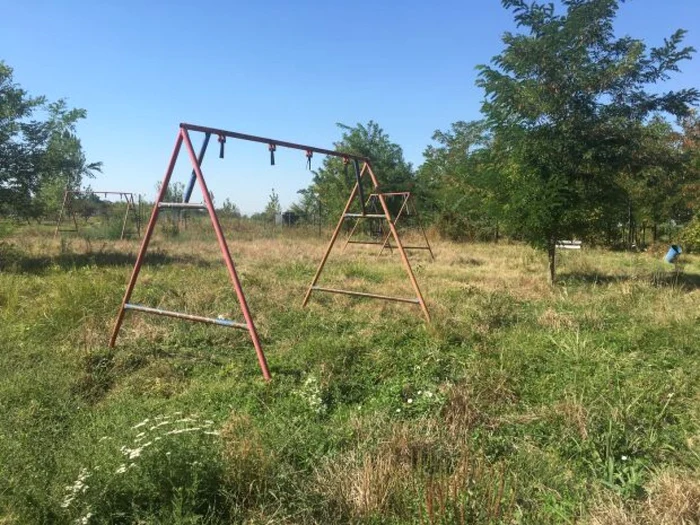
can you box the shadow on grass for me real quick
[559,270,700,290]
[0,244,213,275]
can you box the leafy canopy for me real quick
[0,61,100,219]
[297,121,414,223]
[476,0,698,255]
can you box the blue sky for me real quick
[2,0,699,214]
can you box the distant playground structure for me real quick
[54,189,141,240]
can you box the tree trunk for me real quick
[548,241,556,285]
[627,200,633,249]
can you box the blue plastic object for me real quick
[664,245,682,264]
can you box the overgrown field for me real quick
[1,223,699,524]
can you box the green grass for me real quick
[1,223,699,524]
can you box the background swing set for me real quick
[342,191,434,260]
[109,123,432,380]
[54,189,140,240]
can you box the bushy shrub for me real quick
[679,214,700,253]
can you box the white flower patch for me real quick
[61,412,224,518]
[131,419,150,430]
[166,427,202,435]
[61,468,90,508]
[296,375,327,414]
[148,420,172,431]
[121,441,153,460]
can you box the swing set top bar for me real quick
[180,123,371,163]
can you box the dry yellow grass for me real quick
[588,471,700,525]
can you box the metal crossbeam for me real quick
[347,240,384,245]
[343,213,386,219]
[124,304,248,329]
[311,286,420,304]
[384,245,433,250]
[181,123,370,162]
[157,202,207,209]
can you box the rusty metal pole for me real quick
[411,196,435,261]
[378,193,410,256]
[54,189,70,238]
[120,192,131,240]
[302,167,366,307]
[181,129,271,381]
[366,164,431,321]
[109,131,184,347]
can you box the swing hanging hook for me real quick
[305,150,313,170]
[218,134,226,159]
[269,144,276,166]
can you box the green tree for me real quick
[219,198,241,219]
[0,61,100,219]
[417,120,503,240]
[678,111,700,251]
[679,111,700,217]
[299,121,414,221]
[33,101,103,220]
[264,188,282,223]
[477,0,699,282]
[289,188,321,225]
[0,61,48,217]
[616,117,689,247]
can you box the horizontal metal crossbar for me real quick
[157,202,208,209]
[311,286,420,304]
[369,192,411,197]
[124,303,248,329]
[344,213,386,219]
[180,123,370,162]
[384,245,432,250]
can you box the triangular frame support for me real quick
[109,127,271,381]
[302,164,431,321]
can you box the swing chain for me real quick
[269,143,276,166]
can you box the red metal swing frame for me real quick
[109,123,430,381]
